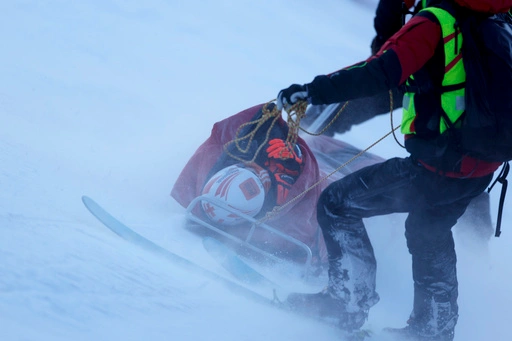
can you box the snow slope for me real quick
[1,1,510,340]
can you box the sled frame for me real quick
[186,195,314,278]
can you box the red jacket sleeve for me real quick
[379,14,441,84]
[306,13,441,105]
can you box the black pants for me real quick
[317,157,493,337]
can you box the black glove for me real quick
[276,84,308,111]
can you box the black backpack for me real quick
[430,2,512,162]
[456,11,512,163]
[436,3,512,236]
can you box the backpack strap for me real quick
[487,162,510,237]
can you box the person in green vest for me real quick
[303,0,494,254]
[275,0,512,340]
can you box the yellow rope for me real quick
[300,101,350,136]
[389,89,405,148]
[222,91,404,224]
[284,101,308,147]
[223,101,281,163]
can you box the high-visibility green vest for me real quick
[401,7,466,136]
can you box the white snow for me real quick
[1,1,510,340]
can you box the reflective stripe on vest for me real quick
[401,7,466,136]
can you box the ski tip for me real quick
[81,196,101,213]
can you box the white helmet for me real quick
[201,164,270,226]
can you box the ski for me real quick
[81,195,370,340]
